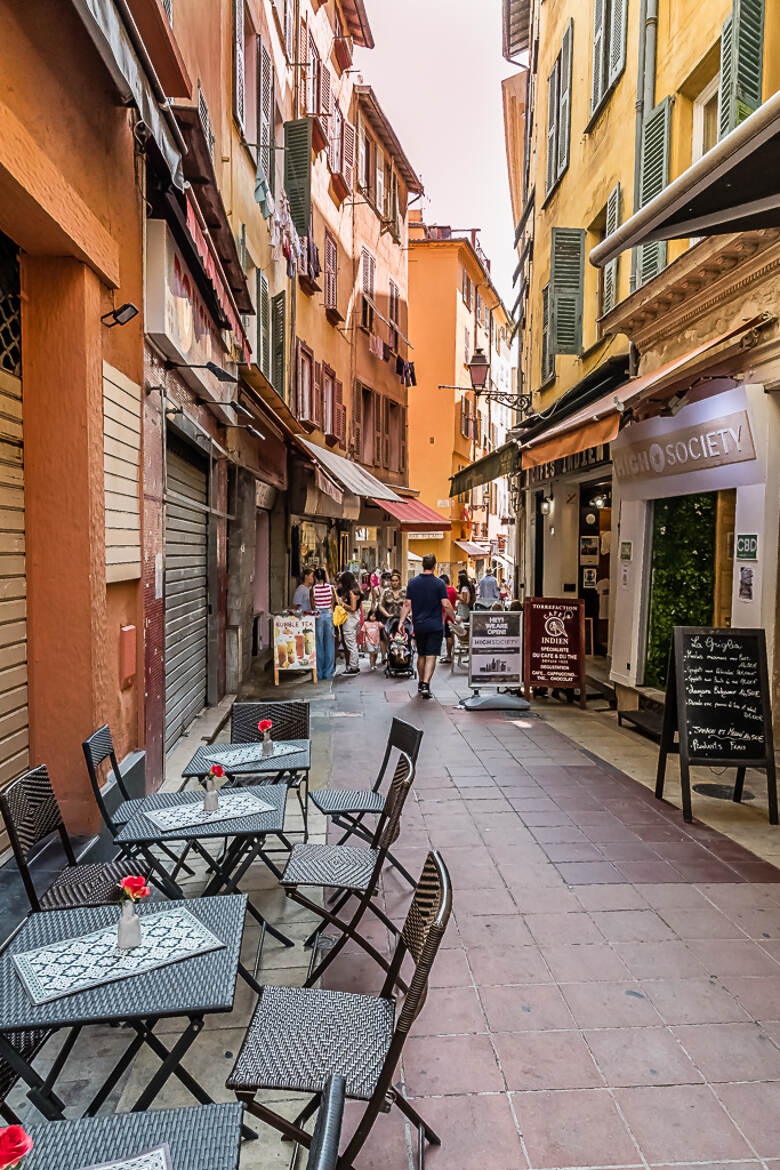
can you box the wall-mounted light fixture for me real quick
[233,402,253,418]
[591,494,608,509]
[164,360,238,384]
[226,423,266,441]
[101,302,139,328]
[540,496,552,515]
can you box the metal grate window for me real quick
[198,83,215,159]
[0,232,21,378]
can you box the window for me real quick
[475,291,483,328]
[322,366,336,437]
[271,291,286,397]
[361,249,376,330]
[295,340,315,425]
[306,33,321,116]
[693,75,720,162]
[545,20,572,196]
[464,326,470,365]
[258,39,275,193]
[324,230,338,314]
[388,279,400,349]
[329,103,343,174]
[462,270,472,309]
[358,125,375,200]
[376,153,386,217]
[591,0,627,119]
[387,399,401,471]
[718,0,765,139]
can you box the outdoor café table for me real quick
[112,786,295,951]
[181,739,312,838]
[24,1102,243,1170]
[0,896,254,1126]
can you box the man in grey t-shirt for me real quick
[477,566,500,604]
[292,568,314,611]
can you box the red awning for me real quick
[370,497,452,531]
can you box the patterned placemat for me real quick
[141,790,274,833]
[13,908,225,1005]
[208,742,301,768]
[76,1145,172,1170]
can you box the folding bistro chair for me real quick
[0,765,141,913]
[306,1075,346,1170]
[227,851,452,1170]
[230,700,311,836]
[283,752,416,986]
[308,717,422,885]
[82,725,192,880]
[0,1029,55,1123]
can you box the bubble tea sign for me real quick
[523,597,586,709]
[273,614,317,685]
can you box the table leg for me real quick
[188,839,296,949]
[84,1030,147,1115]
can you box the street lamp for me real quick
[467,348,490,392]
[164,360,238,383]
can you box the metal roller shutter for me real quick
[164,446,208,751]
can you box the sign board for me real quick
[468,610,522,689]
[655,627,777,824]
[272,614,317,685]
[408,531,445,541]
[736,534,758,560]
[523,597,586,708]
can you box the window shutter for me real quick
[284,117,313,236]
[259,40,274,192]
[313,361,323,427]
[342,121,356,190]
[550,226,585,355]
[353,383,362,456]
[382,397,390,468]
[400,405,407,476]
[460,395,468,438]
[718,0,764,138]
[320,65,331,118]
[541,282,554,382]
[258,270,271,378]
[608,0,628,86]
[718,16,735,139]
[637,96,671,285]
[271,291,286,396]
[557,20,573,179]
[233,0,245,133]
[373,392,382,465]
[545,59,559,194]
[601,183,620,316]
[306,32,318,115]
[335,381,346,447]
[285,0,294,59]
[324,231,338,310]
[591,0,606,113]
[376,152,385,215]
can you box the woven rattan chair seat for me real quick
[281,843,377,890]
[227,985,394,1099]
[309,789,385,816]
[39,859,138,910]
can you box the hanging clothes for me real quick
[254,158,275,219]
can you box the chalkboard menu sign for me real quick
[656,627,777,825]
[523,598,586,709]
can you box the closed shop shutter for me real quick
[164,446,208,751]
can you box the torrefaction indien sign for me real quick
[523,598,586,707]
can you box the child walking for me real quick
[363,608,383,670]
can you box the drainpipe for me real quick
[632,0,648,215]
[643,0,659,124]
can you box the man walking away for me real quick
[476,563,500,608]
[401,554,457,700]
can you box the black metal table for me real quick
[24,1102,243,1170]
[112,786,295,951]
[0,896,251,1124]
[181,740,312,838]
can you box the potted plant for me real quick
[258,719,273,757]
[0,1125,33,1168]
[117,875,150,949]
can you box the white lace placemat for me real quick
[142,790,274,833]
[13,908,225,1005]
[208,742,302,768]
[75,1144,171,1170]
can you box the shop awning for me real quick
[590,92,780,268]
[299,440,402,502]
[369,497,452,531]
[449,441,519,498]
[455,540,491,558]
[520,318,767,469]
[70,0,184,189]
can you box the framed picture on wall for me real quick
[582,567,598,589]
[580,536,599,565]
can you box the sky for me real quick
[355,0,519,308]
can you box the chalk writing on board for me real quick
[681,632,766,758]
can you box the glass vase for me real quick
[262,731,273,757]
[117,900,141,949]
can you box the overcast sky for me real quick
[355,0,518,308]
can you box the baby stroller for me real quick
[384,614,416,679]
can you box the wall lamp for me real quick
[592,494,608,509]
[227,423,266,441]
[540,496,553,515]
[101,302,139,328]
[233,402,253,418]
[164,360,238,384]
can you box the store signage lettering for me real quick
[408,531,444,540]
[523,445,608,488]
[613,410,755,484]
[736,534,758,561]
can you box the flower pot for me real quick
[117,900,141,949]
[262,731,273,758]
[203,779,219,813]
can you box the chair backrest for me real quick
[230,701,310,744]
[0,765,75,912]
[305,1074,345,1170]
[370,751,415,851]
[371,717,423,794]
[82,724,127,833]
[385,851,452,1032]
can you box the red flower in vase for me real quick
[0,1124,33,1167]
[118,875,150,902]
[209,764,225,778]
[258,720,273,734]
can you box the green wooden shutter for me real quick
[545,59,559,194]
[608,0,628,86]
[718,0,764,139]
[233,0,245,133]
[541,283,554,382]
[637,97,672,286]
[258,39,274,193]
[284,118,313,236]
[602,183,620,315]
[550,227,585,355]
[557,21,573,179]
[591,0,606,113]
[271,291,286,397]
[257,271,270,379]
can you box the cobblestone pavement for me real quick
[10,666,780,1170]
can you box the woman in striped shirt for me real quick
[310,567,337,680]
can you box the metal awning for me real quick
[299,440,402,502]
[455,540,491,558]
[519,317,767,469]
[449,442,519,498]
[369,497,451,531]
[71,0,184,189]
[590,92,780,268]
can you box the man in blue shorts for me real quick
[400,554,458,699]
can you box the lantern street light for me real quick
[467,347,490,391]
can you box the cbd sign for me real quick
[736,534,758,561]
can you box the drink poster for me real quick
[273,614,317,685]
[523,597,586,708]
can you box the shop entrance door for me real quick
[534,491,545,595]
